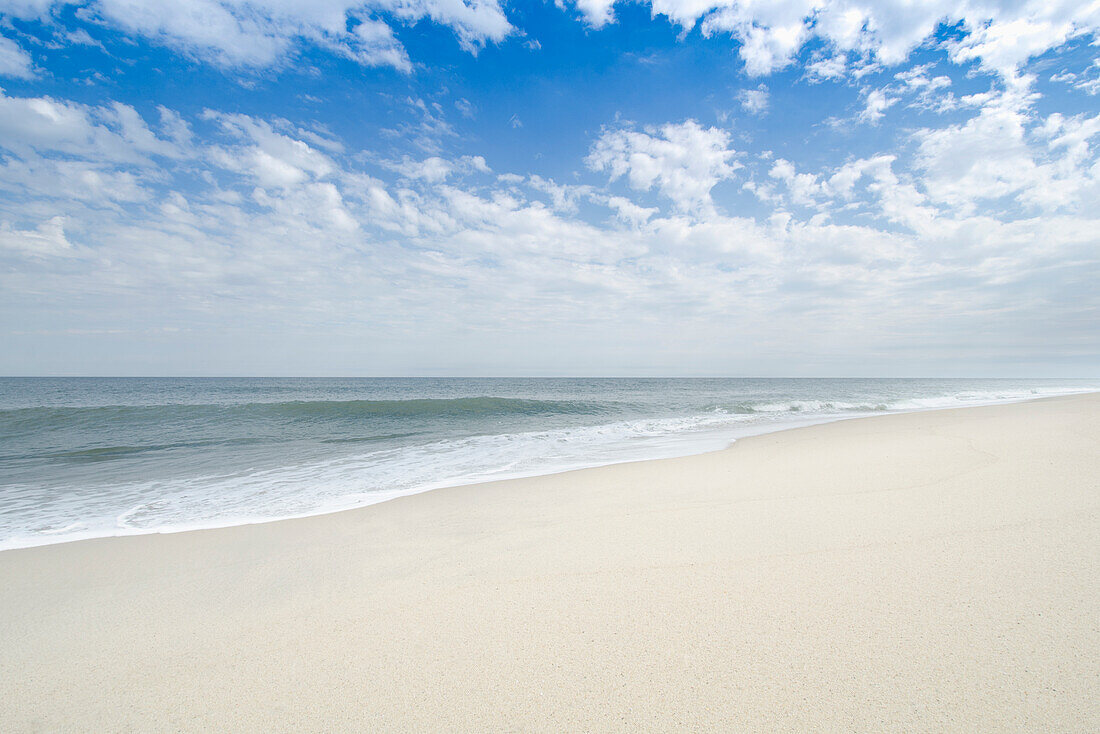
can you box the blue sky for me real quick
[0,1,1098,376]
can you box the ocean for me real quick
[1,377,1095,549]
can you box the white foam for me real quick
[1,385,1096,550]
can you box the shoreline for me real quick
[2,389,1095,553]
[2,393,1097,730]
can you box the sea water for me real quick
[1,377,1096,549]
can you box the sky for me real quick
[0,1,1097,377]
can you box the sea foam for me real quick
[1,378,1096,549]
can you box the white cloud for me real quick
[0,83,1097,375]
[572,0,617,27]
[738,85,768,114]
[0,157,152,204]
[805,51,846,81]
[913,89,1100,216]
[454,98,476,118]
[386,154,490,183]
[1050,59,1100,96]
[946,4,1096,78]
[385,96,458,154]
[760,153,940,233]
[768,158,823,207]
[0,90,185,166]
[1039,112,1100,167]
[911,86,1039,208]
[567,1,1100,80]
[0,216,72,257]
[859,88,898,124]
[894,64,952,110]
[523,175,591,213]
[388,156,455,183]
[205,111,337,187]
[348,18,411,71]
[0,1,54,18]
[700,6,808,76]
[0,34,34,79]
[605,195,658,227]
[6,0,1098,84]
[387,0,512,52]
[0,0,512,72]
[586,119,739,212]
[756,73,1100,231]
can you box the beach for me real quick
[1,392,1097,730]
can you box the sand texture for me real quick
[1,394,1098,732]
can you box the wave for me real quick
[717,400,890,413]
[717,387,1095,415]
[3,387,1091,435]
[1,383,1095,550]
[2,436,270,463]
[0,395,616,432]
[1,408,762,548]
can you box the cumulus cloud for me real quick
[385,96,459,154]
[1050,59,1100,96]
[0,216,72,257]
[859,88,898,124]
[5,0,1098,84]
[700,5,809,76]
[912,86,1100,215]
[0,0,512,72]
[586,119,739,213]
[0,34,34,79]
[605,195,658,227]
[753,72,1100,237]
[0,68,1098,374]
[568,1,1100,79]
[738,85,768,114]
[570,0,610,27]
[894,64,952,110]
[386,154,490,183]
[0,89,186,179]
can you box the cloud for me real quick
[805,51,847,81]
[586,119,740,212]
[0,215,72,257]
[0,34,35,79]
[859,88,898,124]
[945,5,1094,78]
[6,0,1098,85]
[1050,59,1100,96]
[454,98,476,118]
[605,195,658,227]
[524,175,594,213]
[700,5,809,76]
[738,85,768,114]
[387,0,512,52]
[347,17,411,71]
[567,1,1100,80]
[572,0,617,28]
[0,78,1097,374]
[0,89,185,166]
[383,97,459,154]
[912,86,1100,215]
[385,154,490,183]
[768,158,824,207]
[0,0,512,73]
[204,111,338,187]
[0,1,54,18]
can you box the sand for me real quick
[1,393,1098,732]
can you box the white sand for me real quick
[1,393,1098,731]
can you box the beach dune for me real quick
[1,394,1098,731]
